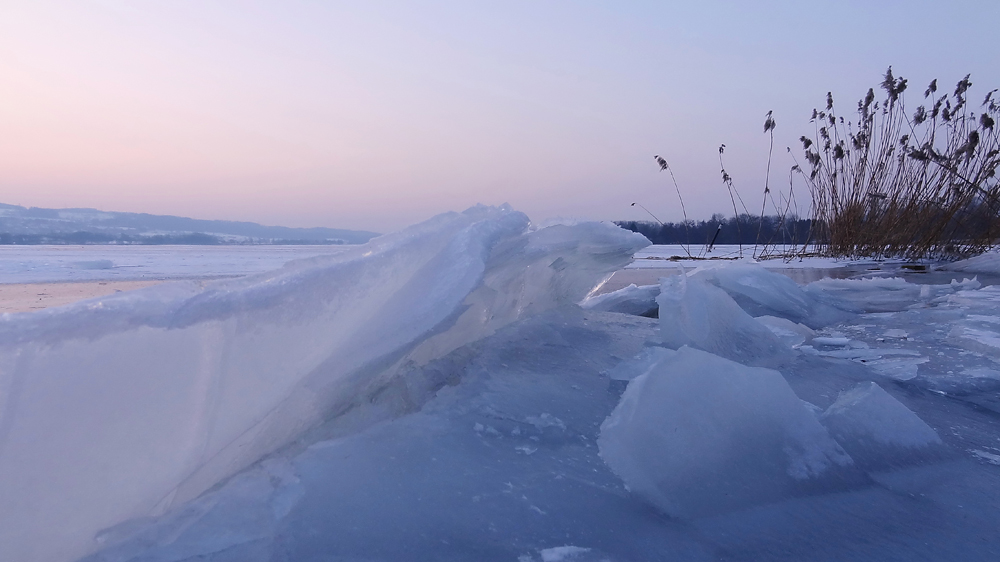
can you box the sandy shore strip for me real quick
[0,280,166,314]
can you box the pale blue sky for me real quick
[1,1,997,231]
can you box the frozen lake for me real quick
[4,243,995,288]
[0,244,354,284]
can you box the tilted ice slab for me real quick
[657,273,789,365]
[598,346,853,518]
[819,382,944,471]
[0,205,648,562]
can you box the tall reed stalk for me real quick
[654,155,693,257]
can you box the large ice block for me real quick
[598,346,853,518]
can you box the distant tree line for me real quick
[615,214,816,246]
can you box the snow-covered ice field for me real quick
[3,208,1000,562]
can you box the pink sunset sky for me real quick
[1,1,998,232]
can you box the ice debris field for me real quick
[2,205,1000,562]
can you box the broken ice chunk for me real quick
[598,346,853,518]
[657,274,789,365]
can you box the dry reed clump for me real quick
[799,68,1000,260]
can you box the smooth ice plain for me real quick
[2,206,1000,562]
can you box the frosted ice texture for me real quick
[0,205,648,562]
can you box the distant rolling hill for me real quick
[0,203,379,245]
